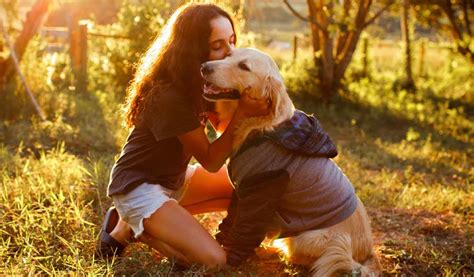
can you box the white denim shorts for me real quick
[112,164,197,238]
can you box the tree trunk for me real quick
[462,0,472,36]
[439,0,474,63]
[307,0,326,98]
[336,30,363,83]
[0,0,50,88]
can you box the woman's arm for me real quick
[207,112,231,136]
[179,95,268,172]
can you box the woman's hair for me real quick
[124,3,236,127]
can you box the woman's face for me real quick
[208,16,235,61]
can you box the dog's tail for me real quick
[311,234,379,277]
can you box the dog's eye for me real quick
[238,62,251,72]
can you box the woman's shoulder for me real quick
[151,85,190,106]
[142,85,198,123]
[141,85,201,140]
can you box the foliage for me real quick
[0,0,20,35]
[88,0,171,97]
[88,0,255,99]
[412,0,473,62]
[280,57,322,100]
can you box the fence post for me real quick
[401,0,415,89]
[70,20,88,93]
[362,37,369,77]
[293,35,298,60]
[78,22,88,93]
[418,39,426,77]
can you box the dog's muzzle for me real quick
[200,63,214,76]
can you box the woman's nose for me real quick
[224,43,235,57]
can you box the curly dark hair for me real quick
[124,3,236,127]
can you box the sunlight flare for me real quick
[272,238,289,257]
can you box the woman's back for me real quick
[108,88,201,196]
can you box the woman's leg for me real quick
[109,218,134,246]
[103,165,233,263]
[139,232,190,263]
[141,200,226,268]
[179,164,233,214]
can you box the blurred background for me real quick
[0,0,472,275]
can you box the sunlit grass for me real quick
[0,34,472,274]
[0,143,114,274]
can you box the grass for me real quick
[0,39,472,275]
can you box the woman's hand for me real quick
[179,91,270,173]
[234,93,271,120]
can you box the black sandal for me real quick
[96,207,127,259]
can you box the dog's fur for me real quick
[201,48,381,277]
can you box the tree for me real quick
[284,0,394,102]
[412,0,473,63]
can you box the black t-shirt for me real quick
[107,88,202,196]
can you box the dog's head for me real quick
[201,48,295,149]
[200,48,290,117]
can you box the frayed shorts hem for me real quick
[112,165,197,238]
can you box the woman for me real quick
[96,3,269,269]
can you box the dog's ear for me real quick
[263,74,284,115]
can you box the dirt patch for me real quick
[369,207,473,276]
[113,208,473,276]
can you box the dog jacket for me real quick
[217,110,358,266]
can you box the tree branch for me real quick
[363,0,395,29]
[0,0,50,79]
[461,0,471,36]
[283,0,326,31]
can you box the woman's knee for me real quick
[199,247,226,268]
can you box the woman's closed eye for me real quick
[210,45,218,51]
[210,36,235,51]
[211,42,224,51]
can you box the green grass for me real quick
[0,39,472,275]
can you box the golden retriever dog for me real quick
[201,48,381,277]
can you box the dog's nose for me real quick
[200,63,214,76]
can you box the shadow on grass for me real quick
[426,93,474,118]
[0,88,121,160]
[292,94,472,183]
[65,91,122,156]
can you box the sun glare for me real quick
[272,238,290,257]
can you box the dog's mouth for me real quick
[203,82,240,101]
